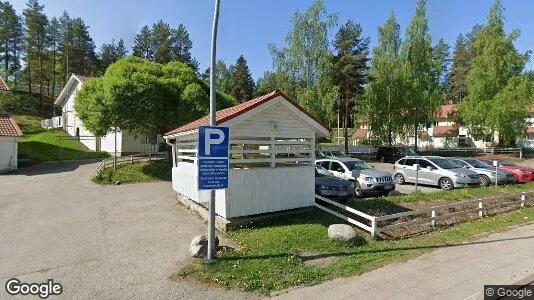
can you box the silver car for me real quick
[393,156,481,190]
[316,158,395,197]
[448,158,517,187]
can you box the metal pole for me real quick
[114,128,117,170]
[206,0,221,264]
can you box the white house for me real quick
[164,90,330,222]
[0,112,22,172]
[53,74,160,156]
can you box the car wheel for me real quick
[378,156,385,163]
[394,173,405,185]
[479,175,491,187]
[439,177,454,190]
[354,182,364,198]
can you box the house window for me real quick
[458,135,467,147]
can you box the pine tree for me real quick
[0,1,22,81]
[47,17,60,96]
[67,17,97,75]
[99,38,128,74]
[447,25,481,101]
[133,25,153,60]
[332,20,369,153]
[151,20,172,64]
[431,38,451,93]
[171,23,197,70]
[231,55,255,102]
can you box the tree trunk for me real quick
[344,93,349,155]
[27,60,32,93]
[387,88,392,146]
[414,124,419,154]
[39,54,44,113]
[52,44,57,97]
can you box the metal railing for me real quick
[95,152,166,173]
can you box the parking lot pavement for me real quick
[370,162,441,195]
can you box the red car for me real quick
[480,160,534,183]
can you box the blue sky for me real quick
[10,0,534,79]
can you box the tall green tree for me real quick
[23,0,48,108]
[401,0,441,151]
[132,25,153,60]
[364,12,405,146]
[431,38,451,92]
[47,17,60,95]
[447,25,481,101]
[151,20,172,64]
[99,38,127,74]
[200,60,235,95]
[231,55,255,102]
[171,23,198,71]
[459,0,530,145]
[0,1,22,81]
[332,20,369,153]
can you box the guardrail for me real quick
[95,152,166,173]
[316,191,532,239]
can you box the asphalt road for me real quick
[0,160,258,299]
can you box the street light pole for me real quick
[206,0,221,264]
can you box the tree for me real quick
[201,60,234,94]
[132,25,153,60]
[47,17,60,96]
[75,57,237,138]
[231,55,255,102]
[267,0,338,123]
[171,23,198,71]
[23,0,48,108]
[151,20,172,64]
[364,12,405,146]
[99,38,127,74]
[431,38,451,92]
[447,25,481,101]
[401,0,441,152]
[332,20,369,153]
[459,0,530,145]
[0,1,22,81]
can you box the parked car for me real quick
[479,159,534,183]
[316,158,395,197]
[376,146,418,163]
[448,158,517,187]
[318,149,348,158]
[393,156,480,190]
[314,165,354,201]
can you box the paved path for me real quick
[0,160,257,299]
[275,223,534,300]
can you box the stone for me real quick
[189,234,220,258]
[328,224,356,242]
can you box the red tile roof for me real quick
[0,112,23,137]
[435,102,457,119]
[432,125,458,137]
[164,90,330,136]
[0,77,10,91]
[352,129,368,139]
[418,131,430,141]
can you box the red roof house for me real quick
[0,112,22,172]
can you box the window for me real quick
[417,159,432,169]
[397,158,406,165]
[319,161,330,169]
[452,160,467,168]
[405,159,416,166]
[330,162,345,173]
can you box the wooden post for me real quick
[130,155,134,164]
[521,192,526,208]
[270,136,275,168]
[479,201,484,218]
[431,210,436,228]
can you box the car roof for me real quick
[317,157,363,162]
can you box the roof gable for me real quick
[0,112,23,137]
[0,77,10,92]
[164,90,330,137]
[54,74,92,106]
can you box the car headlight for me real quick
[454,173,468,179]
[363,177,375,181]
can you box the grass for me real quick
[14,114,109,162]
[92,159,171,184]
[178,206,534,294]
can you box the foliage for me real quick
[200,60,235,95]
[364,12,405,146]
[75,57,237,137]
[0,1,23,80]
[98,38,127,74]
[93,160,171,184]
[447,25,481,101]
[231,55,255,102]
[0,90,45,115]
[459,0,531,146]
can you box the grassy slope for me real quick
[179,206,534,294]
[15,114,109,162]
[92,160,171,184]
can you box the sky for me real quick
[9,0,534,79]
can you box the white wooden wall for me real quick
[0,137,18,171]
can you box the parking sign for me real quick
[197,126,230,190]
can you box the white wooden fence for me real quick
[316,192,531,239]
[41,116,62,129]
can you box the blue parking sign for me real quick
[198,126,230,190]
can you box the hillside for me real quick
[0,90,109,164]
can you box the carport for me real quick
[163,90,330,221]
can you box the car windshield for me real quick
[427,158,461,169]
[344,160,373,171]
[498,160,515,166]
[464,159,491,168]
[403,148,417,156]
[315,166,333,177]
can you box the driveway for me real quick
[0,160,257,299]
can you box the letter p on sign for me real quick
[198,126,230,158]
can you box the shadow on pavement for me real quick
[5,159,101,176]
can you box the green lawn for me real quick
[92,159,171,184]
[15,114,109,162]
[178,206,534,294]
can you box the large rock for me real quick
[328,224,356,242]
[189,234,220,258]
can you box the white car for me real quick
[316,158,395,197]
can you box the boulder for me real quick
[189,234,220,258]
[328,224,356,242]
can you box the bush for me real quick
[0,91,53,117]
